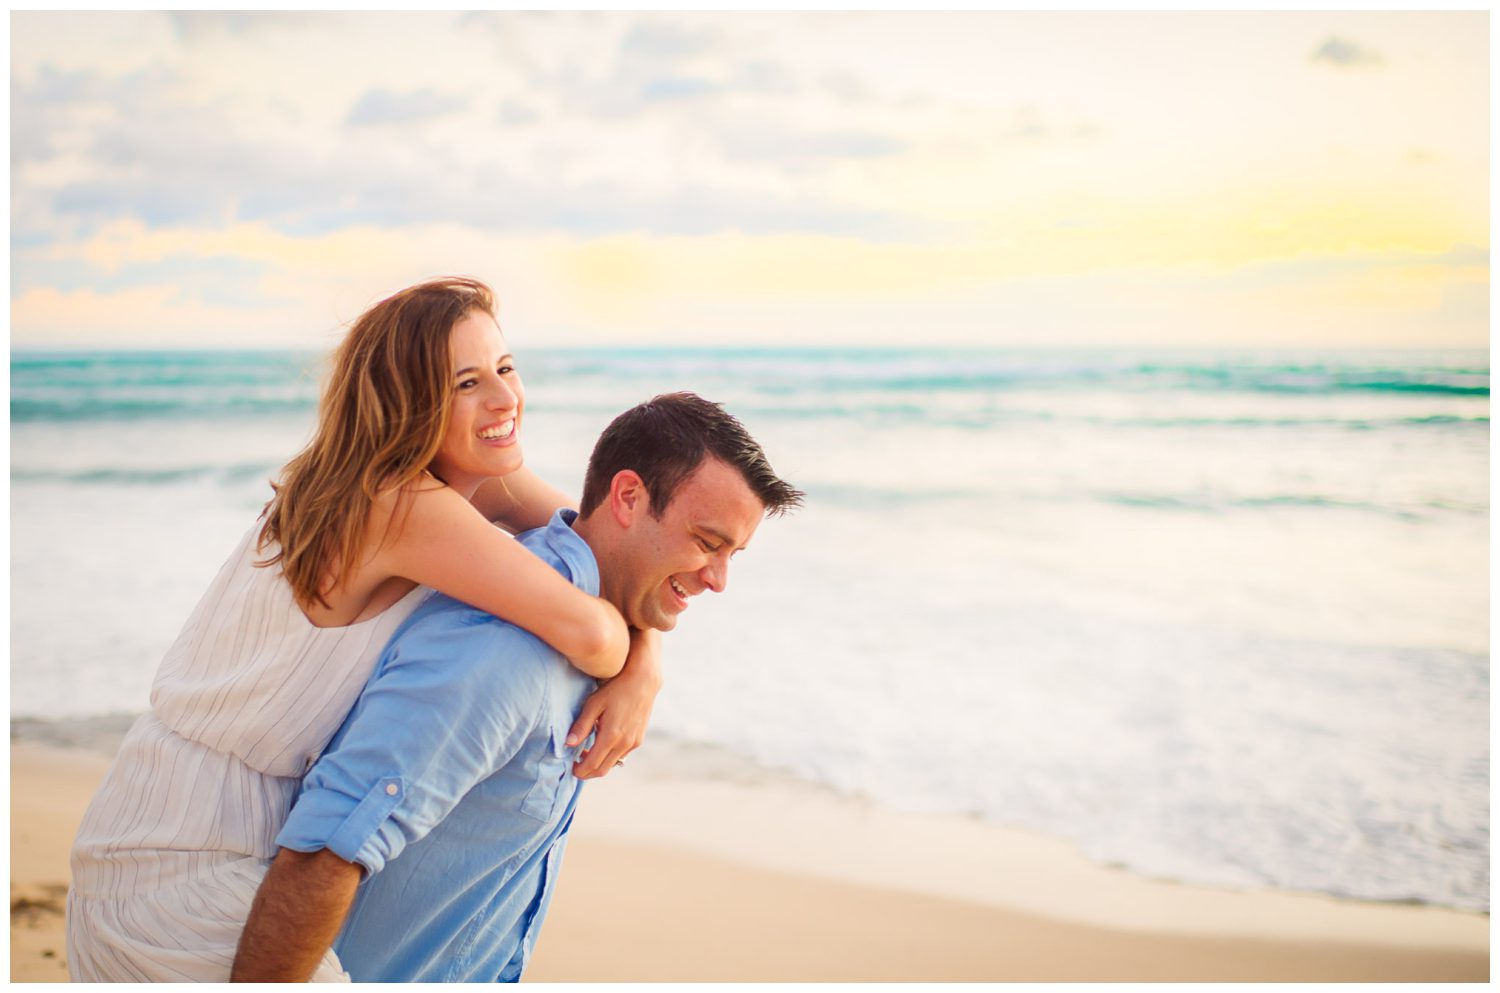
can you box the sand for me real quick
[11,739,1489,983]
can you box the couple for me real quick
[65,277,802,982]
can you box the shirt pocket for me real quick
[520,727,575,822]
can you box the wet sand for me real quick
[12,740,1488,982]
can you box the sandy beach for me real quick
[12,738,1488,983]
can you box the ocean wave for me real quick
[559,352,1493,397]
[719,404,1486,432]
[1093,491,1484,520]
[11,396,317,423]
[11,351,323,422]
[12,350,1489,428]
[1087,414,1488,430]
[11,463,280,486]
[797,483,1484,521]
[1128,364,1488,397]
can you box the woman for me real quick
[66,277,661,981]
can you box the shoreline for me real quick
[11,737,1489,982]
[572,749,1490,949]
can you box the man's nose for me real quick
[700,555,728,594]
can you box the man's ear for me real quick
[608,470,649,527]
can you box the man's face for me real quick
[614,457,766,632]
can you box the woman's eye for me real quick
[458,378,478,390]
[497,365,515,376]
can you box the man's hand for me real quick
[567,628,662,779]
[231,847,361,982]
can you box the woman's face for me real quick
[428,310,526,497]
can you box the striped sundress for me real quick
[66,522,429,982]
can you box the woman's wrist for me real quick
[619,627,663,688]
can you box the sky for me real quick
[9,11,1491,350]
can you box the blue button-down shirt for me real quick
[276,509,599,982]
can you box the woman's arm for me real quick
[377,483,628,679]
[470,466,577,533]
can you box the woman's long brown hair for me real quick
[257,276,496,609]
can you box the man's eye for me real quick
[698,539,719,552]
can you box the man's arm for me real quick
[231,848,361,982]
[227,617,552,981]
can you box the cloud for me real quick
[1310,36,1384,68]
[18,63,120,104]
[11,63,179,163]
[544,64,734,119]
[15,65,926,242]
[13,248,272,310]
[734,59,799,96]
[43,106,292,231]
[13,65,271,234]
[11,218,1488,351]
[619,18,719,62]
[1001,106,1050,141]
[32,112,925,239]
[345,88,469,127]
[640,75,725,102]
[497,100,540,126]
[1434,243,1488,267]
[10,282,303,348]
[492,16,810,121]
[11,100,57,164]
[931,105,1098,159]
[716,118,909,170]
[166,11,321,41]
[819,70,873,104]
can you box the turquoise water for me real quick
[11,348,1489,423]
[10,347,1490,910]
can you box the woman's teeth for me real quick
[478,420,515,441]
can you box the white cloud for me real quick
[1311,36,1385,69]
[344,89,470,127]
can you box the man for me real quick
[230,392,802,982]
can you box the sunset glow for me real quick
[11,11,1489,348]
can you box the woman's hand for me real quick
[566,628,662,779]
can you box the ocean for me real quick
[9,346,1489,912]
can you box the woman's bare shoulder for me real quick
[363,473,471,549]
[370,472,503,550]
[370,471,454,511]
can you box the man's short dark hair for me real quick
[580,392,804,520]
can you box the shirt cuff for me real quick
[275,776,407,876]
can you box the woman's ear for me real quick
[608,470,649,527]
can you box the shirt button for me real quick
[385,783,399,796]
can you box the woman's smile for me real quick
[477,419,516,443]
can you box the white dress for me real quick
[66,523,429,982]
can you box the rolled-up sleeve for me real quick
[276,612,554,876]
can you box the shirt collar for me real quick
[542,508,600,597]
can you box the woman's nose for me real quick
[486,378,517,410]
